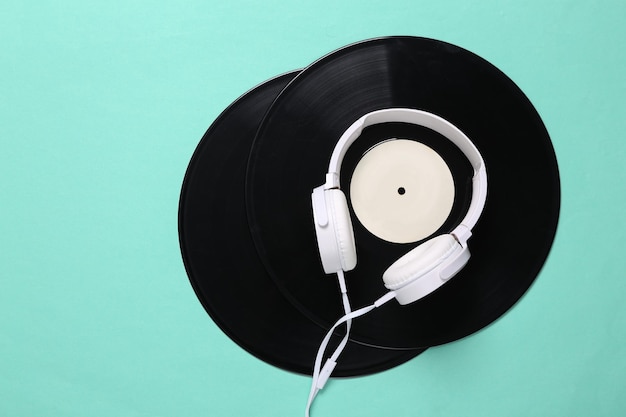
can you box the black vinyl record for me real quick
[179,71,425,377]
[246,37,560,349]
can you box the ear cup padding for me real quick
[327,189,357,271]
[383,234,459,290]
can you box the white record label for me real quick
[349,139,454,243]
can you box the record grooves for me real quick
[246,37,559,349]
[180,36,560,375]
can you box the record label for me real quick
[350,139,455,244]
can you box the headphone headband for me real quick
[324,108,487,244]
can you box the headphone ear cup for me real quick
[311,187,357,274]
[383,234,460,290]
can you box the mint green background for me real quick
[1,1,625,416]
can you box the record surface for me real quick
[179,71,424,376]
[247,37,560,349]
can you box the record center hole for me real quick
[397,187,406,195]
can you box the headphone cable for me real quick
[305,289,397,417]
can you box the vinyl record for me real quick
[247,37,560,349]
[178,71,424,377]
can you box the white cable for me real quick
[321,271,352,388]
[306,271,352,413]
[305,291,397,417]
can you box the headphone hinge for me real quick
[324,172,340,189]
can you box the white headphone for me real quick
[305,108,487,416]
[311,108,487,305]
